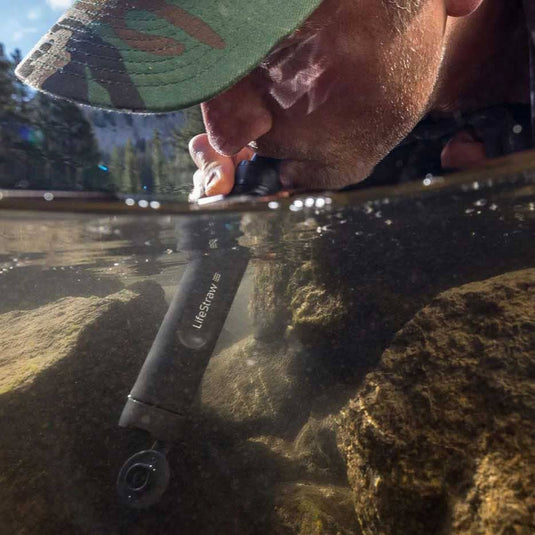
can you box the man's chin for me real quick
[279,158,370,190]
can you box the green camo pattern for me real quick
[15,0,323,113]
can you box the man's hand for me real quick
[189,134,255,200]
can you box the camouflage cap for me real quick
[15,0,323,113]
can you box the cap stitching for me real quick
[61,1,233,46]
[57,18,192,45]
[50,9,243,57]
[37,35,222,75]
[72,0,210,18]
[36,17,261,75]
[32,42,246,87]
[54,27,201,56]
[55,21,206,51]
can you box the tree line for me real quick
[0,43,203,196]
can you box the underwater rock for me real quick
[247,415,347,484]
[241,415,357,534]
[0,281,168,534]
[290,282,346,348]
[273,482,359,535]
[0,264,123,314]
[200,335,312,437]
[249,260,292,342]
[0,278,350,534]
[0,282,162,394]
[338,268,535,535]
[292,415,347,481]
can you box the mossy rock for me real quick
[338,268,535,535]
[0,281,168,534]
[249,260,293,341]
[200,335,313,437]
[273,482,360,535]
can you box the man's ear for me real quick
[445,0,485,17]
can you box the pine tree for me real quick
[123,138,140,193]
[168,105,204,194]
[109,145,124,190]
[9,49,29,115]
[151,128,166,193]
[0,43,104,190]
[31,92,100,189]
[0,44,14,112]
[0,43,40,187]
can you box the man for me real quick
[16,0,531,197]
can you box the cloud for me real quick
[27,7,44,21]
[12,26,39,43]
[46,0,75,10]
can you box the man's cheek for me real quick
[306,70,340,114]
[265,32,337,114]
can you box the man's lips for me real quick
[243,149,297,188]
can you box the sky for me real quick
[0,0,74,57]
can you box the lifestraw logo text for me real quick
[192,272,221,329]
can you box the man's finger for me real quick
[189,133,235,195]
[189,134,255,197]
[232,146,255,166]
[189,134,226,170]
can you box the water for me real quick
[1,155,534,534]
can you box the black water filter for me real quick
[116,156,281,508]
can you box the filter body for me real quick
[119,245,249,441]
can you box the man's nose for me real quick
[201,73,273,156]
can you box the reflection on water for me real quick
[0,161,534,534]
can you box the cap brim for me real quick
[15,0,322,113]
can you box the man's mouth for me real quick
[246,148,295,188]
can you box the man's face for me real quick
[201,0,448,189]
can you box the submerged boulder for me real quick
[0,281,168,534]
[200,335,313,437]
[0,283,162,394]
[242,415,357,534]
[273,482,359,535]
[338,268,535,535]
[249,260,293,342]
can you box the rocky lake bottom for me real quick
[1,159,534,534]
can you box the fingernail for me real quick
[205,167,222,188]
[205,168,223,195]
